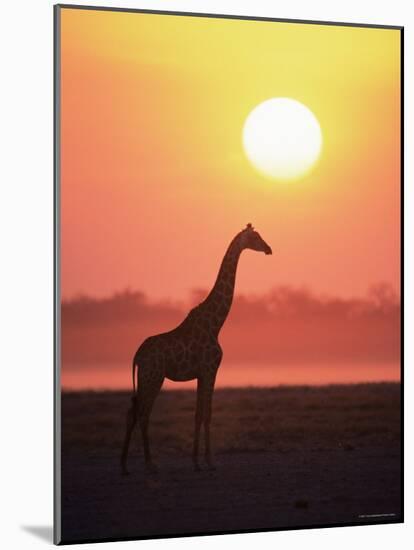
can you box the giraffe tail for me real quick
[131,355,138,406]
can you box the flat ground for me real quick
[60,383,401,543]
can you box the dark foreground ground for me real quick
[60,384,401,543]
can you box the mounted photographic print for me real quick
[54,4,403,545]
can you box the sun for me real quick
[242,98,323,181]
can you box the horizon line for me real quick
[61,379,401,393]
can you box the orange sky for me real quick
[59,8,401,389]
[60,7,401,302]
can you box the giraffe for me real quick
[121,223,272,474]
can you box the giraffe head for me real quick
[239,223,272,255]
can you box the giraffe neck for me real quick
[199,236,243,336]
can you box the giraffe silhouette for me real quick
[121,224,272,474]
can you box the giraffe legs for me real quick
[120,397,138,475]
[203,374,217,470]
[193,373,217,471]
[138,376,164,473]
[120,373,163,474]
[192,378,205,471]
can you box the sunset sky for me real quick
[59,7,401,388]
